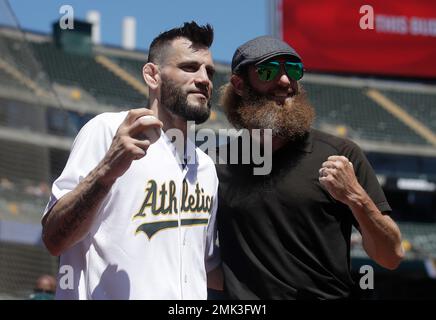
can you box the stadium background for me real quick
[0,0,435,299]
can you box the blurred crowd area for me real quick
[0,176,49,224]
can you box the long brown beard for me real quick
[220,82,315,140]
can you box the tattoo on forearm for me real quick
[52,179,110,243]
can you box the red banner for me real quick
[281,0,436,78]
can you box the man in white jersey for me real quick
[42,21,221,299]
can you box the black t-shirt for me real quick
[215,129,391,299]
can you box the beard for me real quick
[160,77,211,125]
[220,81,315,140]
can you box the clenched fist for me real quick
[318,155,364,206]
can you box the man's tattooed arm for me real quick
[42,165,114,256]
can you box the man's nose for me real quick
[277,71,291,87]
[195,66,211,87]
[276,67,298,93]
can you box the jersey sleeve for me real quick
[205,183,221,272]
[42,114,116,218]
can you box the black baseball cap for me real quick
[231,35,302,74]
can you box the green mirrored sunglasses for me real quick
[255,61,304,82]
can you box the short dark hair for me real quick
[147,21,214,64]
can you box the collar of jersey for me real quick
[160,129,199,168]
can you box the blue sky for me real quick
[8,0,270,64]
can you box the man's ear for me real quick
[230,74,244,96]
[143,63,160,90]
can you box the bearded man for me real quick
[42,22,220,300]
[213,36,404,300]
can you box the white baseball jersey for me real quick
[43,111,219,300]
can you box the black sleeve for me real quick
[342,140,392,215]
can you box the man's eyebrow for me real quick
[178,60,200,66]
[178,60,216,72]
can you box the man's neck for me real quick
[149,99,188,142]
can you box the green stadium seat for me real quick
[303,82,431,146]
[380,89,436,133]
[32,42,147,108]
